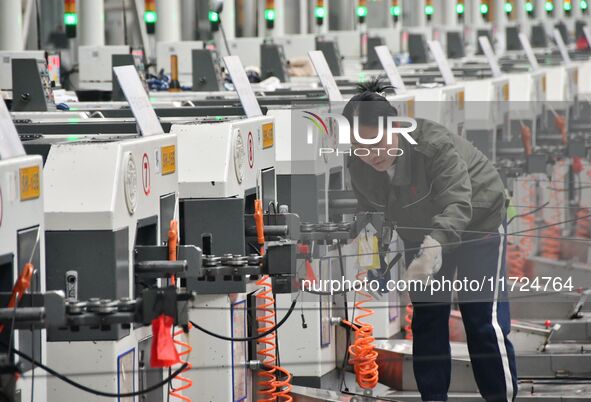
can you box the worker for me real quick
[343,79,518,402]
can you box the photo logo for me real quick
[302,111,418,157]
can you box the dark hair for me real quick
[342,77,399,128]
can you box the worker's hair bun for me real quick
[355,76,397,96]
[342,76,399,128]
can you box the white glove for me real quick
[403,235,443,286]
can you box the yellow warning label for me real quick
[19,166,40,201]
[503,83,509,101]
[457,90,465,110]
[262,123,274,149]
[161,145,176,175]
[406,99,415,117]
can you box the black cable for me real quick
[337,242,352,392]
[3,343,188,399]
[317,212,591,262]
[6,303,18,363]
[219,18,232,57]
[190,300,297,342]
[507,201,550,225]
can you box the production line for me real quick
[1,1,591,402]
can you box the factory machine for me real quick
[0,102,193,402]
[11,60,305,401]
[171,111,292,402]
[0,99,46,402]
[16,67,196,402]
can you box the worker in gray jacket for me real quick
[343,79,517,402]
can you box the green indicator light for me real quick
[264,8,276,21]
[64,13,78,26]
[390,5,401,16]
[456,3,465,14]
[66,135,80,142]
[425,4,434,15]
[208,11,219,22]
[581,0,588,9]
[505,2,513,13]
[545,1,554,11]
[315,7,326,18]
[525,2,534,12]
[356,6,368,17]
[564,2,572,10]
[480,3,489,14]
[144,10,157,23]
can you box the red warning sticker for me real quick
[142,153,151,195]
[247,132,254,169]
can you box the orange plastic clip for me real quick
[520,125,533,156]
[254,199,265,255]
[554,114,567,145]
[0,263,34,333]
[168,220,178,283]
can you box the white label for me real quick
[553,28,572,65]
[518,33,540,71]
[427,40,456,85]
[223,56,263,118]
[375,45,406,92]
[307,50,344,102]
[113,65,164,137]
[0,93,25,160]
[478,36,503,78]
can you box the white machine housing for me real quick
[78,45,131,90]
[272,34,317,60]
[228,37,264,68]
[505,70,546,145]
[0,154,46,402]
[0,50,44,91]
[44,133,178,402]
[464,76,510,131]
[412,84,466,136]
[544,64,578,107]
[171,115,276,402]
[172,115,276,199]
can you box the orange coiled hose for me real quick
[169,324,194,401]
[253,199,292,402]
[342,270,379,390]
[540,225,561,260]
[404,304,413,340]
[576,208,591,238]
[167,219,193,401]
[255,275,293,401]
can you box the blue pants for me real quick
[405,227,518,401]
